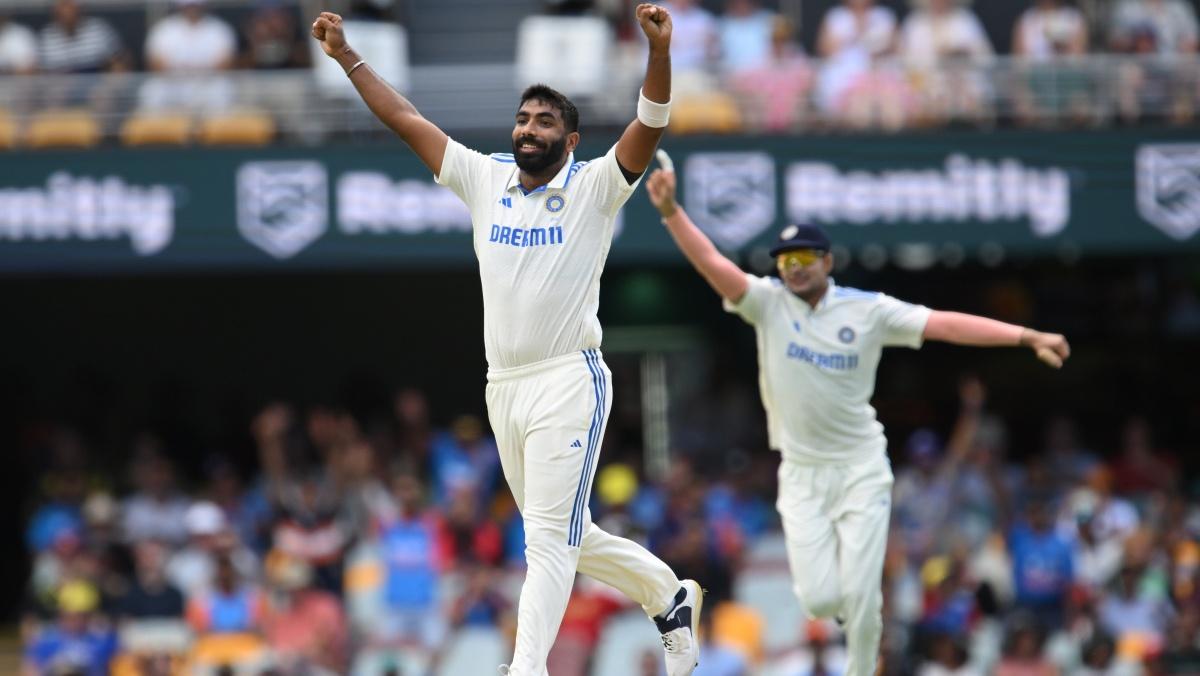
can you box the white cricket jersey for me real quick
[725,276,932,463]
[436,138,639,369]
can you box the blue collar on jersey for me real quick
[505,151,577,196]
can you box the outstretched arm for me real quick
[312,12,447,174]
[923,310,1071,368]
[646,159,749,303]
[614,4,672,177]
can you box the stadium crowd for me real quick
[18,372,1200,675]
[0,0,1197,134]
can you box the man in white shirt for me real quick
[312,6,702,676]
[140,0,236,111]
[645,159,1069,676]
[0,14,36,74]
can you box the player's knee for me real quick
[840,589,883,623]
[523,519,570,553]
[797,582,840,619]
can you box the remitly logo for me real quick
[786,155,1071,237]
[0,172,175,254]
[237,161,329,259]
[1137,143,1200,240]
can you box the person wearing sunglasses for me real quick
[645,152,1069,676]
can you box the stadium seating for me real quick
[516,16,613,99]
[120,112,193,146]
[26,109,102,149]
[198,110,276,146]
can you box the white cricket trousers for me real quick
[486,349,681,676]
[777,451,894,676]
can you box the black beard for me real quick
[513,135,568,175]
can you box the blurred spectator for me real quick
[430,414,500,507]
[993,615,1057,675]
[918,631,979,675]
[765,618,849,675]
[816,0,911,130]
[121,452,190,548]
[900,0,995,125]
[1009,497,1074,628]
[37,0,125,73]
[447,563,510,629]
[690,605,748,676]
[896,378,986,561]
[1014,0,1089,59]
[262,550,348,673]
[146,0,236,72]
[727,15,814,132]
[1097,565,1173,656]
[437,487,504,568]
[1011,0,1095,125]
[717,0,776,74]
[1042,417,1097,491]
[204,458,272,555]
[660,0,718,90]
[270,469,348,594]
[371,471,447,651]
[546,578,627,675]
[1066,489,1126,592]
[1112,416,1177,494]
[165,501,259,597]
[236,1,309,70]
[1109,0,1199,55]
[185,553,267,634]
[23,580,117,676]
[1156,605,1200,672]
[115,539,185,620]
[0,14,36,75]
[141,0,236,112]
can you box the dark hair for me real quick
[519,84,579,133]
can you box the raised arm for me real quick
[312,12,447,175]
[614,4,673,176]
[923,310,1070,368]
[646,161,749,303]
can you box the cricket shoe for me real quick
[654,579,704,675]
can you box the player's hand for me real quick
[311,12,348,58]
[636,4,672,51]
[1023,329,1070,369]
[646,167,677,218]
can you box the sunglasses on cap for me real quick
[776,249,826,270]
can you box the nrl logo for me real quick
[237,161,329,259]
[1137,144,1200,240]
[683,152,776,249]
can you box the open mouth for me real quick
[518,140,544,154]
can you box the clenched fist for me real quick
[636,3,672,51]
[311,11,348,58]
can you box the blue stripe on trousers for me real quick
[569,349,604,547]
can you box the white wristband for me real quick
[637,88,671,128]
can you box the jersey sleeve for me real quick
[723,273,777,325]
[434,138,492,208]
[579,144,642,218]
[875,293,932,348]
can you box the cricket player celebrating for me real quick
[645,153,1069,676]
[313,6,703,676]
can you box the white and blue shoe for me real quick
[654,579,704,675]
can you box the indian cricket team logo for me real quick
[1137,144,1200,240]
[683,152,776,249]
[838,327,856,344]
[236,161,329,259]
[546,195,565,213]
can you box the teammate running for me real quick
[645,152,1069,676]
[312,7,702,676]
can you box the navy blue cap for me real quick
[768,223,831,257]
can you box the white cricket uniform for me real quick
[725,275,931,676]
[436,139,681,676]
